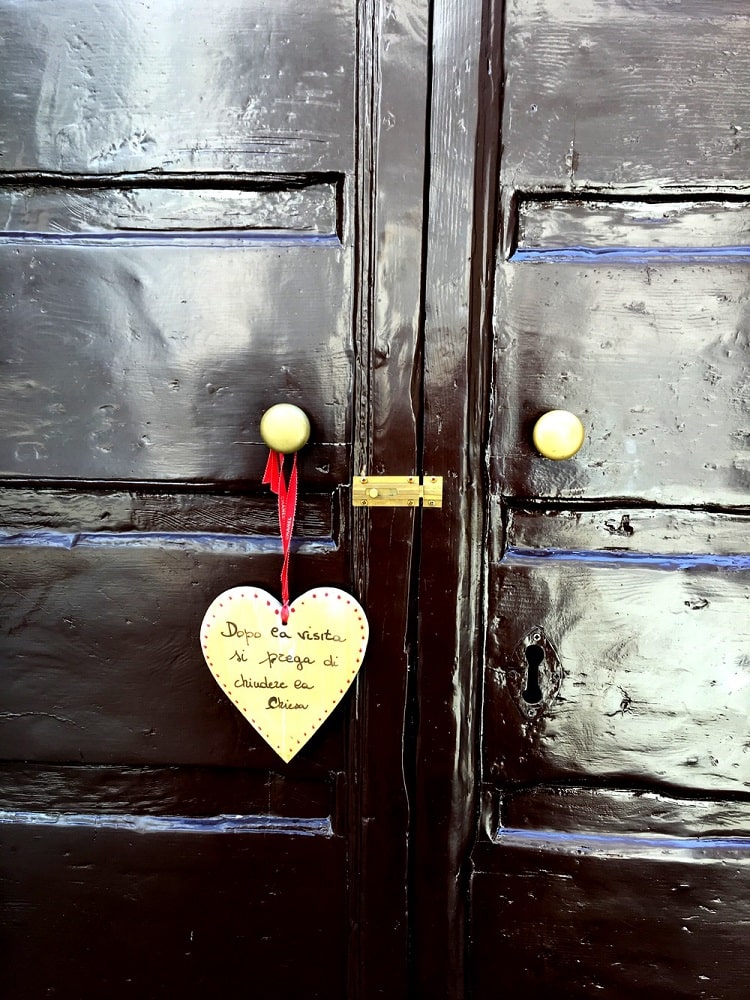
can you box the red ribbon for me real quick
[262,450,298,624]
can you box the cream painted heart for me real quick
[200,586,369,762]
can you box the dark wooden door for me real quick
[413,1,750,996]
[4,1,750,997]
[0,2,428,997]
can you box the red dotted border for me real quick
[200,586,368,758]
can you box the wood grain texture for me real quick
[0,0,355,175]
[0,240,351,483]
[503,0,750,193]
[1,822,347,1000]
[492,206,750,504]
[347,2,430,994]
[485,512,750,795]
[412,0,493,993]
[471,837,750,999]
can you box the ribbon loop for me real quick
[263,450,298,623]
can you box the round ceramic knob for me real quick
[532,409,585,460]
[260,404,311,454]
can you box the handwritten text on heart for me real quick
[200,587,369,762]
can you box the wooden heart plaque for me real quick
[200,586,368,762]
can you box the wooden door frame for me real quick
[349,2,431,996]
[350,1,495,992]
[413,0,497,994]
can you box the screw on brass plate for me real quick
[351,474,442,508]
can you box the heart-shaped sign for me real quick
[200,586,369,762]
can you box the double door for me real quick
[1,2,749,997]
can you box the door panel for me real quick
[0,182,339,236]
[470,0,750,995]
[474,785,750,997]
[486,510,750,795]
[472,826,750,998]
[0,1,428,996]
[0,0,354,175]
[0,541,346,767]
[496,200,750,504]
[503,0,750,192]
[3,822,347,1000]
[1,199,348,483]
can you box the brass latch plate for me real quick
[352,475,443,508]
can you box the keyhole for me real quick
[522,644,544,704]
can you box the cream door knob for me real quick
[260,404,311,454]
[532,410,585,460]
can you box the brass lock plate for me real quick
[352,475,443,508]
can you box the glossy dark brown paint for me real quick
[5,822,347,999]
[412,0,498,994]
[502,0,750,193]
[0,2,427,997]
[469,1,750,996]
[3,0,750,996]
[472,832,750,998]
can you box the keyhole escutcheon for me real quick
[507,627,563,720]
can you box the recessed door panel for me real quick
[2,821,347,1000]
[485,510,750,795]
[472,796,750,1000]
[0,0,355,175]
[503,0,750,192]
[0,540,347,768]
[494,199,750,504]
[0,231,350,483]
